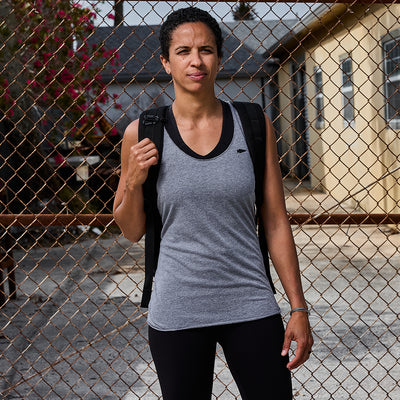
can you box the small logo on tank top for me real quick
[237,149,247,153]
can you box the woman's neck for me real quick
[172,95,221,123]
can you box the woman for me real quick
[113,7,313,400]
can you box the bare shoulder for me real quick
[123,119,139,146]
[263,113,280,162]
[264,114,276,142]
[264,113,273,134]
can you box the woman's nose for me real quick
[190,51,202,66]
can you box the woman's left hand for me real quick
[281,312,313,371]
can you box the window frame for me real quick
[382,35,400,129]
[340,55,355,128]
[314,66,324,129]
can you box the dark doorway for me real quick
[291,58,310,180]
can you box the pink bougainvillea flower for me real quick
[9,0,118,130]
[69,88,79,99]
[43,52,52,63]
[80,116,88,125]
[81,61,92,70]
[54,153,66,166]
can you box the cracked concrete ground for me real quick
[1,181,399,399]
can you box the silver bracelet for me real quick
[290,307,310,316]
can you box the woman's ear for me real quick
[160,54,171,75]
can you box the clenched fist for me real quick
[125,138,159,191]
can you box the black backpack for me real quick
[138,101,275,308]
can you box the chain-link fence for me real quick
[1,1,399,398]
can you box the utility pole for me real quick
[114,0,123,27]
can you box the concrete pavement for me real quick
[1,181,399,399]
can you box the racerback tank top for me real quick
[147,101,280,331]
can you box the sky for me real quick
[78,1,312,26]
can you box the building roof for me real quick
[88,25,164,83]
[89,20,298,83]
[265,4,356,58]
[221,19,298,56]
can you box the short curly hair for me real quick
[159,7,223,61]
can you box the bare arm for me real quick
[260,115,313,370]
[113,119,158,243]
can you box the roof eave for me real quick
[101,71,171,84]
[265,3,348,60]
[102,64,275,84]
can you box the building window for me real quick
[340,56,355,127]
[314,67,324,128]
[383,37,400,129]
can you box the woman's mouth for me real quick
[188,72,206,81]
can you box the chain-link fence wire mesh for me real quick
[1,1,400,398]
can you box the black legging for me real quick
[148,314,292,400]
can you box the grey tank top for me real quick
[147,101,280,331]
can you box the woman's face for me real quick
[160,22,221,95]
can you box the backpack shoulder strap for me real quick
[232,101,275,294]
[138,106,168,308]
[138,106,168,152]
[138,106,168,212]
[232,101,266,209]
